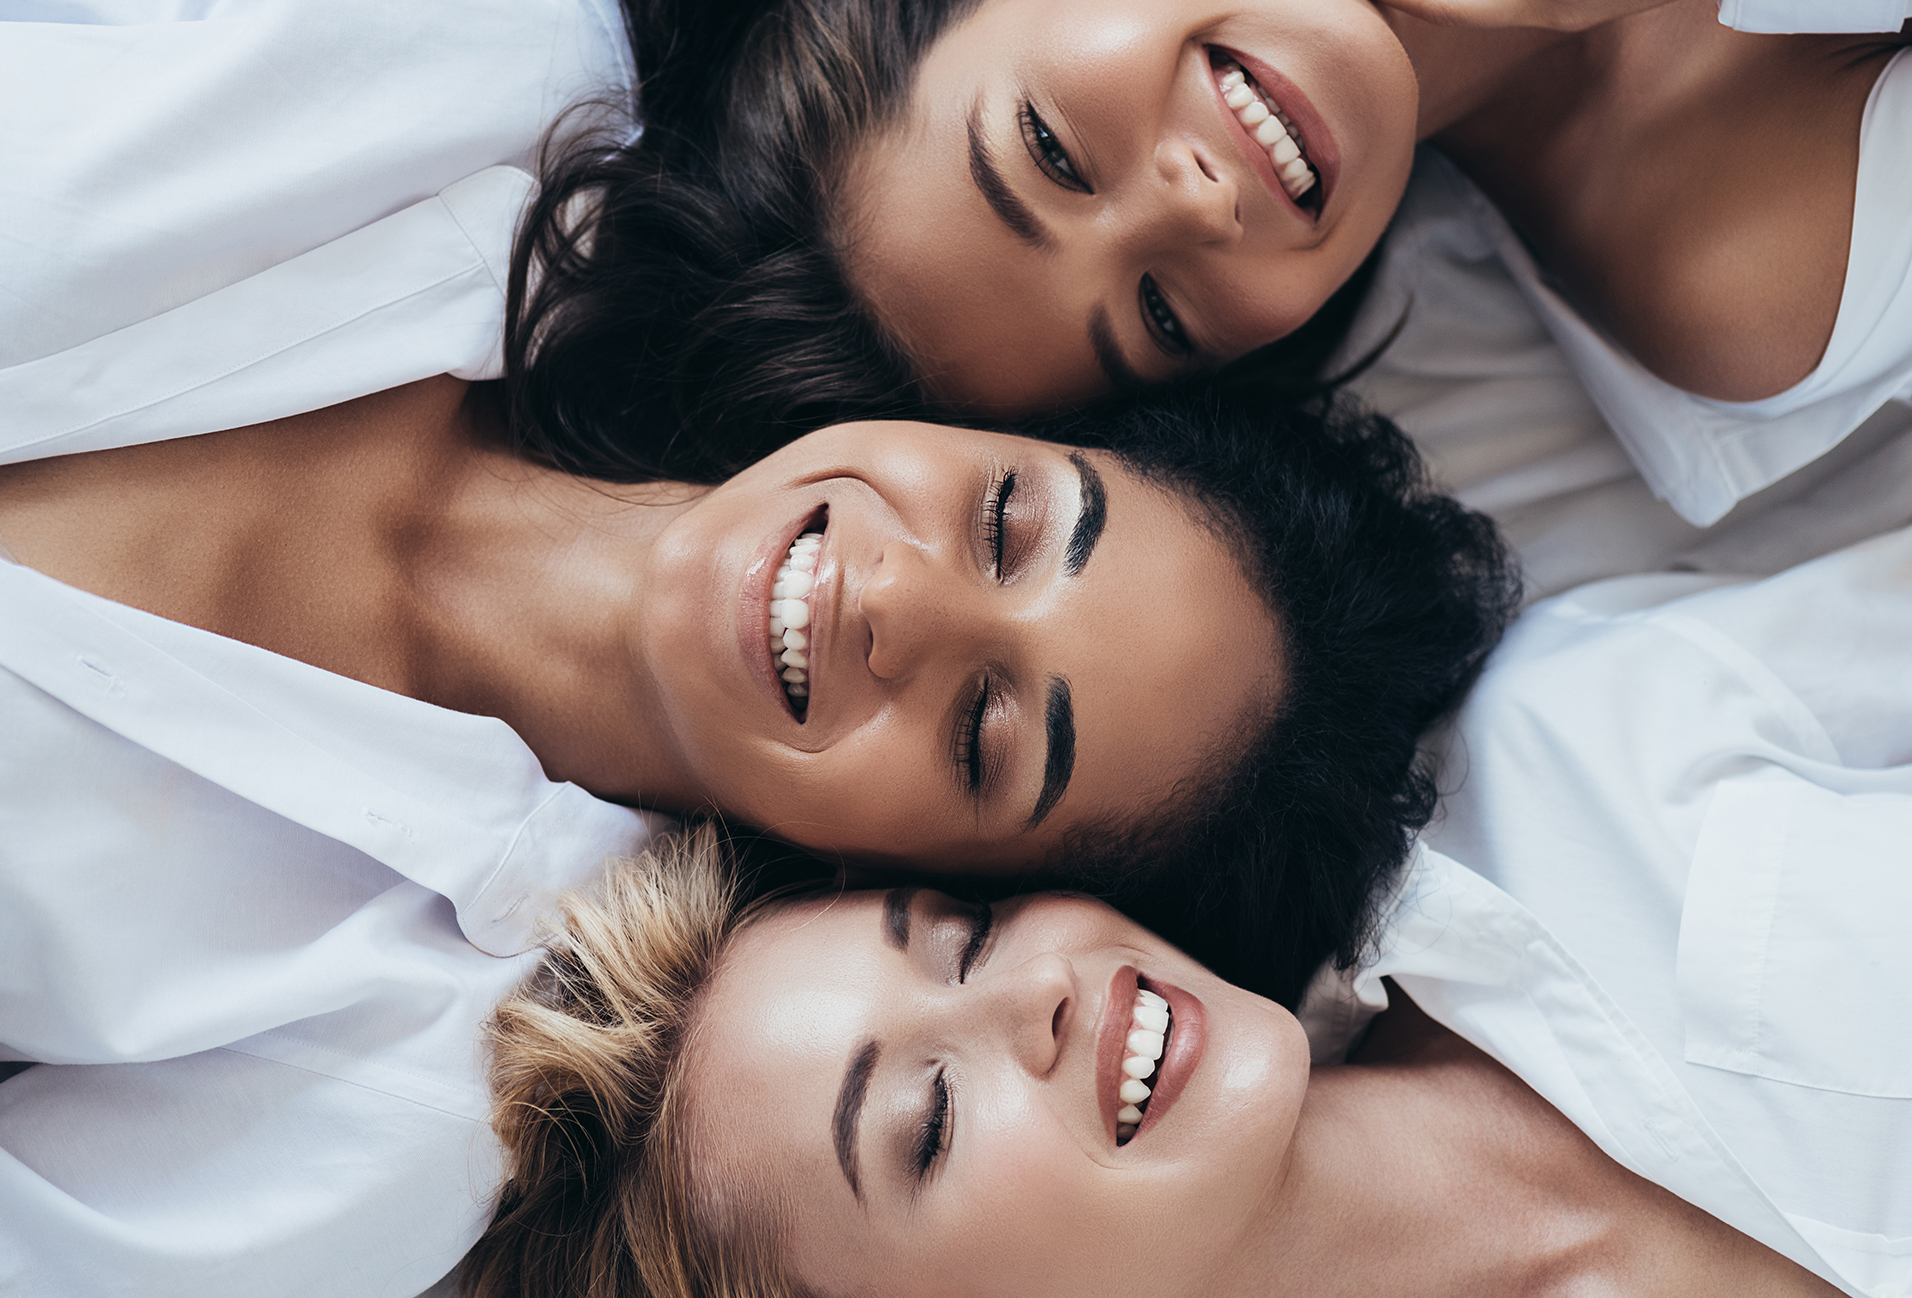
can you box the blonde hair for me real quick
[460,824,803,1298]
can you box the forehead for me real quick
[685,897,888,1206]
[1026,458,1278,841]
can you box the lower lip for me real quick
[1210,47,1341,217]
[1134,976,1205,1138]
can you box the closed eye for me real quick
[953,677,990,795]
[914,1069,951,1180]
[1019,102,1091,195]
[983,469,1017,577]
[957,902,993,983]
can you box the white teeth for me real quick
[1127,1028,1165,1059]
[769,529,825,713]
[1213,60,1318,203]
[1113,988,1173,1145]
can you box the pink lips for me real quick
[1097,967,1207,1148]
[1207,46,1341,220]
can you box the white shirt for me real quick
[1343,144,1912,601]
[0,0,633,448]
[1463,48,1912,528]
[0,3,661,1294]
[1719,0,1912,31]
[1304,526,1912,1297]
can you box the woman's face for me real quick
[843,0,1419,413]
[639,420,1278,870]
[688,887,1311,1298]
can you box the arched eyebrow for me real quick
[966,97,1052,251]
[1028,677,1075,828]
[1063,452,1107,577]
[834,1038,881,1201]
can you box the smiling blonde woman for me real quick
[461,831,1846,1298]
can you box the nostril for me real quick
[1051,1000,1068,1041]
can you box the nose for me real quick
[858,541,987,680]
[970,952,1076,1079]
[1149,135,1240,247]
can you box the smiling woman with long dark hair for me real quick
[520,0,1911,524]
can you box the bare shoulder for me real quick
[1437,2,1906,401]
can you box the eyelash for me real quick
[982,469,1017,577]
[954,678,989,794]
[958,901,993,983]
[1018,102,1090,195]
[1140,275,1191,358]
[915,1069,951,1179]
[916,903,991,1182]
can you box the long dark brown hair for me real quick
[503,0,1380,486]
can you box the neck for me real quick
[1242,1060,1590,1297]
[401,386,712,808]
[1384,8,1581,138]
[1206,996,1825,1298]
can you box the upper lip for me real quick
[1206,46,1341,221]
[1096,965,1142,1144]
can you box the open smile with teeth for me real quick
[769,531,822,717]
[1214,59,1319,207]
[1116,987,1171,1145]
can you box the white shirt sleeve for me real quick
[0,1053,502,1298]
[1717,0,1912,31]
[0,0,630,369]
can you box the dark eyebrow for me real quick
[966,98,1052,251]
[884,886,916,952]
[1028,677,1075,828]
[1063,452,1107,577]
[1087,305,1146,391]
[834,1038,881,1201]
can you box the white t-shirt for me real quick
[0,3,657,1295]
[1304,526,1912,1298]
